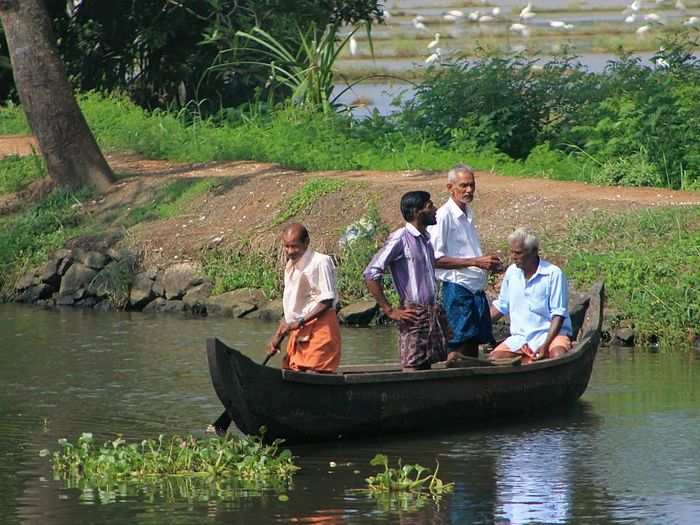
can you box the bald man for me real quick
[267,223,341,372]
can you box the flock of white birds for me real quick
[345,1,699,64]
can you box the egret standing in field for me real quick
[520,3,536,21]
[426,48,441,65]
[349,36,358,56]
[636,24,651,34]
[428,33,440,49]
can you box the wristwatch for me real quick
[298,316,305,328]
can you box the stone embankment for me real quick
[12,247,380,327]
[12,248,633,345]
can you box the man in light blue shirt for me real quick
[489,228,572,363]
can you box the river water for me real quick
[1,303,699,524]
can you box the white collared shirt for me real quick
[427,198,488,293]
[283,249,338,323]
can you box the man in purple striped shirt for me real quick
[364,191,450,370]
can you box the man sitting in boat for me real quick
[488,228,572,364]
[427,164,503,358]
[266,223,341,373]
[363,191,451,371]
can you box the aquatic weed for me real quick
[47,432,298,485]
[364,453,454,501]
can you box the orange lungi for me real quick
[283,308,341,372]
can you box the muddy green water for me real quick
[1,304,699,524]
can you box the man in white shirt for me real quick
[267,223,341,372]
[428,165,502,357]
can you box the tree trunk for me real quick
[0,0,114,192]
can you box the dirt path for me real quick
[3,136,700,268]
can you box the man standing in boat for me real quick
[266,223,341,372]
[428,164,502,358]
[488,228,572,364]
[363,191,451,371]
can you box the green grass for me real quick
[0,188,97,299]
[274,177,347,225]
[0,101,29,135]
[0,154,46,194]
[0,92,597,183]
[123,178,217,226]
[558,206,700,349]
[202,247,281,298]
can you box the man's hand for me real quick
[531,346,548,361]
[384,306,419,323]
[476,255,503,272]
[266,338,281,356]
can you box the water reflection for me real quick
[2,304,700,524]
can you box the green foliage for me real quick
[559,206,700,348]
[335,204,395,304]
[202,247,281,298]
[218,22,372,112]
[592,149,663,187]
[87,257,137,309]
[274,177,347,225]
[365,453,454,501]
[0,189,94,299]
[45,432,298,490]
[0,154,46,194]
[0,1,381,109]
[0,101,29,134]
[125,178,217,225]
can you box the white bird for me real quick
[349,36,358,56]
[415,15,425,22]
[510,23,530,37]
[550,20,566,28]
[625,14,637,23]
[468,10,480,21]
[684,16,698,25]
[413,18,427,31]
[644,13,661,22]
[382,9,391,19]
[629,0,641,11]
[492,7,501,16]
[425,48,441,65]
[520,2,533,18]
[655,57,670,67]
[636,24,651,34]
[676,0,686,10]
[564,23,575,29]
[479,15,495,23]
[448,10,464,17]
[520,2,536,20]
[427,33,440,49]
[444,14,457,21]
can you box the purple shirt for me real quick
[363,223,438,305]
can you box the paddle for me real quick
[210,350,279,436]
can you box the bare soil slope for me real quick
[3,136,700,269]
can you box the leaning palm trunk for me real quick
[0,0,114,192]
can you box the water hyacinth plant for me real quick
[365,454,454,501]
[44,432,298,486]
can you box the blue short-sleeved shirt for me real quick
[493,259,572,351]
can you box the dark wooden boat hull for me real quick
[207,283,604,443]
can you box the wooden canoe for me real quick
[207,282,604,443]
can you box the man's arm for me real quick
[490,304,503,322]
[435,255,502,271]
[365,279,417,323]
[532,315,564,360]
